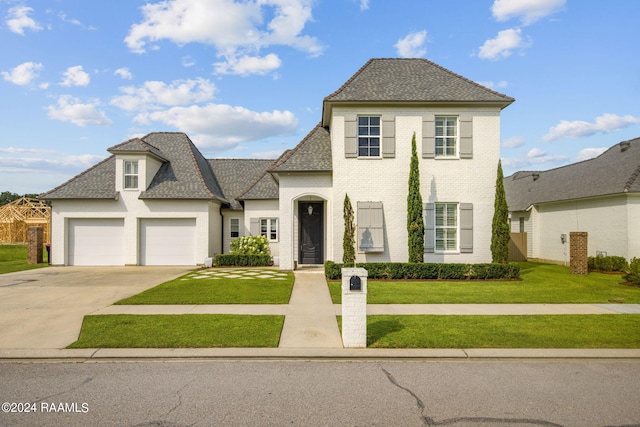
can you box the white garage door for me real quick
[68,218,125,266]
[140,218,197,265]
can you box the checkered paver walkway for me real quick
[181,269,290,281]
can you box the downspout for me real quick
[220,205,225,254]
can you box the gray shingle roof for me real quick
[505,138,640,211]
[324,58,515,104]
[269,124,331,172]
[107,137,168,161]
[41,132,228,202]
[208,159,276,209]
[40,156,117,200]
[139,133,226,201]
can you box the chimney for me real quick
[620,141,631,152]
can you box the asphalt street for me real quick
[1,359,639,426]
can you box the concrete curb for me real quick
[1,348,639,361]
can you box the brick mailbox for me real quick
[341,267,367,348]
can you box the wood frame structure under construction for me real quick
[0,197,51,244]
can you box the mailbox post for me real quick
[341,267,367,348]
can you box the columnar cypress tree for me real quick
[343,193,356,267]
[407,132,424,263]
[491,159,510,264]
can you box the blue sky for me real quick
[1,0,639,194]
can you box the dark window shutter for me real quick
[459,114,473,159]
[250,218,259,236]
[357,201,384,252]
[422,113,435,159]
[460,203,473,253]
[344,114,357,158]
[424,203,435,253]
[382,114,395,158]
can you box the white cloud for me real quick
[492,0,566,25]
[0,153,106,173]
[2,61,43,86]
[502,136,524,148]
[543,113,640,142]
[182,56,196,67]
[478,28,531,60]
[214,53,282,76]
[394,30,427,58]
[359,0,369,11]
[111,78,216,112]
[114,67,133,80]
[502,153,569,171]
[576,147,607,162]
[134,103,298,151]
[527,147,546,158]
[124,0,322,75]
[60,65,90,87]
[6,6,42,35]
[46,95,112,127]
[0,147,56,155]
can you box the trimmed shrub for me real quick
[215,254,273,267]
[230,235,271,256]
[588,256,628,272]
[323,261,520,281]
[623,258,640,285]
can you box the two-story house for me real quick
[41,58,514,268]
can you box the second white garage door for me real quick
[140,218,197,265]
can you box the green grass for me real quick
[116,270,294,305]
[67,314,284,348]
[329,262,639,304]
[344,315,640,348]
[0,244,49,274]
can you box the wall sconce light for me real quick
[307,204,314,215]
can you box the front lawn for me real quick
[329,262,639,304]
[116,269,294,304]
[0,244,49,275]
[67,314,284,348]
[359,314,640,348]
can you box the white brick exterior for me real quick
[328,107,502,265]
[50,154,221,266]
[341,267,367,348]
[513,194,640,263]
[277,172,333,270]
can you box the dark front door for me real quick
[299,202,323,264]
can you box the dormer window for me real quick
[124,160,139,189]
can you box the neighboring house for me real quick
[41,58,514,268]
[504,138,640,264]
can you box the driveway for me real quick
[0,266,191,349]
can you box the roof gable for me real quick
[324,58,515,104]
[505,137,640,211]
[107,137,168,162]
[40,156,117,200]
[269,124,331,173]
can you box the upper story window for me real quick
[230,218,240,238]
[435,116,458,157]
[124,160,139,189]
[435,203,458,252]
[358,116,381,157]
